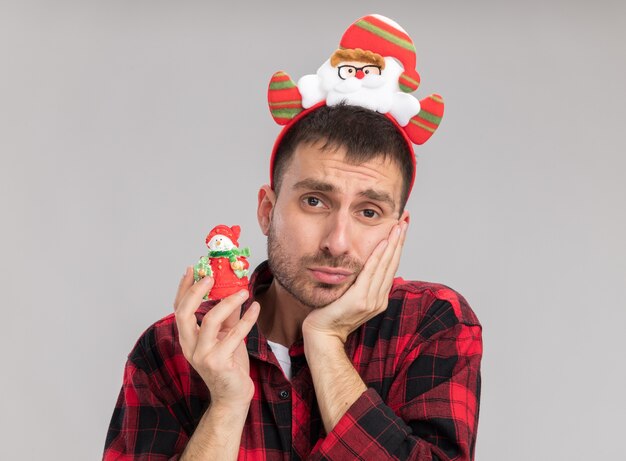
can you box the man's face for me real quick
[260,141,408,308]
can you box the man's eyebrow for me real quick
[292,178,336,192]
[359,188,396,211]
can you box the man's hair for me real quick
[272,104,414,213]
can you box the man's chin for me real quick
[300,281,351,308]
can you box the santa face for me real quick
[297,54,421,127]
[207,234,235,251]
[315,56,404,112]
[328,60,385,94]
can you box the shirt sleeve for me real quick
[104,338,191,460]
[103,329,190,461]
[308,322,483,461]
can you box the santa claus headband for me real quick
[267,14,445,197]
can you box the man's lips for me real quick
[308,266,354,285]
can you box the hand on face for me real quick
[173,269,260,410]
[301,220,408,344]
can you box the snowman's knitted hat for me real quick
[205,225,240,247]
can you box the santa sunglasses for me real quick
[337,64,382,80]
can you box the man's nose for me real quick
[321,213,352,256]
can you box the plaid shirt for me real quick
[105,261,482,460]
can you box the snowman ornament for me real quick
[193,224,250,300]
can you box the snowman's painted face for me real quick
[207,235,235,251]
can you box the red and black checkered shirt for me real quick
[105,261,482,460]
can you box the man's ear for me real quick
[257,185,276,236]
[399,210,410,225]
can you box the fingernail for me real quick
[396,225,402,236]
[202,276,212,284]
[239,290,248,298]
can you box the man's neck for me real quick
[255,280,313,347]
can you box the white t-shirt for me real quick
[267,340,292,381]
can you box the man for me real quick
[105,15,481,461]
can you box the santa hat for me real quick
[338,14,421,93]
[205,225,240,247]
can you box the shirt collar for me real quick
[245,260,274,361]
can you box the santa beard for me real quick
[331,72,385,93]
[266,221,363,309]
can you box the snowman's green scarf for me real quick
[208,247,251,263]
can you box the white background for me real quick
[1,1,625,459]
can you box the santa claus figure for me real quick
[268,14,444,146]
[193,224,250,300]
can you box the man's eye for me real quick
[305,197,322,207]
[362,209,378,219]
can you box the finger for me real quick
[379,221,408,296]
[176,275,214,355]
[196,290,250,349]
[351,236,389,291]
[387,221,408,277]
[214,302,260,356]
[379,223,403,271]
[222,291,250,330]
[367,223,404,291]
[223,303,243,330]
[173,266,194,311]
[353,223,402,292]
[362,223,403,305]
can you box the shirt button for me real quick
[279,390,290,399]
